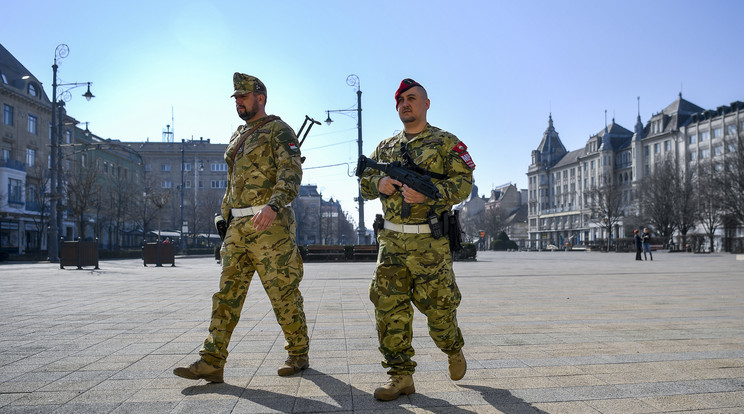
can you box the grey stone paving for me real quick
[0,250,742,413]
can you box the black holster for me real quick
[446,210,464,252]
[373,214,385,239]
[215,214,228,241]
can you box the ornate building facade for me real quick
[527,95,743,250]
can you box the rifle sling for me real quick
[230,115,279,167]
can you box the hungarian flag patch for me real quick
[289,142,299,151]
[452,141,475,169]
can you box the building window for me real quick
[690,152,697,161]
[26,148,36,167]
[162,180,173,189]
[161,164,171,172]
[654,143,660,154]
[211,163,228,172]
[713,128,722,138]
[28,83,38,97]
[81,153,87,167]
[664,140,670,152]
[728,142,737,153]
[688,134,696,144]
[644,145,650,156]
[3,104,13,126]
[8,178,23,204]
[211,180,227,189]
[701,148,710,158]
[2,149,10,161]
[714,145,723,156]
[27,114,38,134]
[184,163,192,172]
[701,131,709,141]
[727,124,737,136]
[185,180,191,189]
[65,130,71,144]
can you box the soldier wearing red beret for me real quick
[360,78,475,401]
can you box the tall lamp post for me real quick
[49,44,94,262]
[324,74,366,244]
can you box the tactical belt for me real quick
[231,204,290,218]
[383,220,431,234]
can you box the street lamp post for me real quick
[324,74,366,244]
[48,44,94,262]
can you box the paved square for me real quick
[1,251,742,413]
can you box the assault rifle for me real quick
[356,155,442,200]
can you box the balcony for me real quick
[0,159,26,172]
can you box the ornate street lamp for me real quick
[324,74,366,244]
[48,44,94,262]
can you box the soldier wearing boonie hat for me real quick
[359,78,475,401]
[174,72,309,383]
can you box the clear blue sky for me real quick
[4,0,743,228]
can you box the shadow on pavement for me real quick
[458,384,548,413]
[181,368,498,413]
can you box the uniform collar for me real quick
[399,123,432,143]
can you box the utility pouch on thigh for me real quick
[427,209,444,239]
[447,210,464,252]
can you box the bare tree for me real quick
[104,172,139,249]
[463,206,507,247]
[697,162,723,253]
[25,163,53,256]
[64,161,101,240]
[585,174,624,251]
[675,162,698,248]
[639,159,677,242]
[149,188,174,242]
[717,131,744,227]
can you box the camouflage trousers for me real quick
[369,228,464,375]
[200,210,309,368]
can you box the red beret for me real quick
[395,78,422,108]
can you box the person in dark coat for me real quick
[633,229,642,261]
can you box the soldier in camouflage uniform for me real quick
[173,73,309,383]
[360,78,475,401]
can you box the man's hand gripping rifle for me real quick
[356,155,443,201]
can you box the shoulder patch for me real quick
[452,141,475,169]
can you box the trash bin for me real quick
[142,242,175,267]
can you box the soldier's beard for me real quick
[237,101,259,121]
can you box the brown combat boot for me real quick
[373,374,415,401]
[448,350,467,381]
[173,358,224,383]
[277,354,309,376]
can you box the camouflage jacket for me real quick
[221,116,302,219]
[360,123,474,223]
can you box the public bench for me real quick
[650,244,663,251]
[352,245,378,261]
[304,245,346,262]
